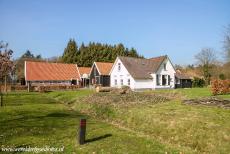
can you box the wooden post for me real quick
[79,118,86,145]
[27,81,31,92]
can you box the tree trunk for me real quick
[0,83,3,107]
[4,76,7,93]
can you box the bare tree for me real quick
[0,41,14,106]
[195,48,217,85]
[223,24,230,62]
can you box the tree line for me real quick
[62,40,143,66]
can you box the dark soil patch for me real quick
[183,97,230,109]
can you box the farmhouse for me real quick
[25,61,81,85]
[110,56,176,90]
[89,62,113,87]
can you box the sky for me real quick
[0,0,230,65]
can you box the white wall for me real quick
[110,58,135,89]
[133,79,154,90]
[154,58,176,89]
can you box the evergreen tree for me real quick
[62,39,78,63]
[61,39,142,66]
[22,50,34,58]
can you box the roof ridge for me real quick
[95,61,113,64]
[148,55,168,59]
[25,61,77,65]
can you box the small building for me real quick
[25,61,81,85]
[78,67,91,87]
[175,70,193,88]
[89,62,113,87]
[110,56,176,90]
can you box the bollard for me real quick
[79,118,86,145]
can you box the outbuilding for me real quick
[175,70,193,88]
[89,62,113,87]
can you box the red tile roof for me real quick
[78,67,91,76]
[25,61,80,81]
[95,62,113,75]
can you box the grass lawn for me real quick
[0,92,179,154]
[1,88,230,153]
[48,88,230,154]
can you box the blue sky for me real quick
[0,0,229,65]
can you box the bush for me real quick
[192,77,205,87]
[219,73,226,80]
[211,79,230,95]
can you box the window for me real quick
[115,79,117,85]
[156,74,160,85]
[168,75,170,85]
[120,79,123,85]
[164,63,167,71]
[162,75,167,86]
[118,63,121,71]
[94,67,97,75]
[127,79,130,86]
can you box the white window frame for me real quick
[115,79,117,85]
[120,79,123,86]
[118,63,121,71]
[127,79,130,86]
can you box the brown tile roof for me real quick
[95,62,113,75]
[118,56,167,79]
[25,61,80,81]
[175,70,192,79]
[78,67,91,76]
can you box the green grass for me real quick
[49,88,230,154]
[1,88,230,153]
[0,92,179,154]
[149,88,212,99]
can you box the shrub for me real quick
[211,79,230,95]
[192,77,205,87]
[219,73,226,80]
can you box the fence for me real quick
[0,84,80,92]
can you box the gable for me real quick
[89,63,100,77]
[156,58,176,73]
[156,57,176,74]
[116,56,167,79]
[95,62,113,75]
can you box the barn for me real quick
[25,61,81,85]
